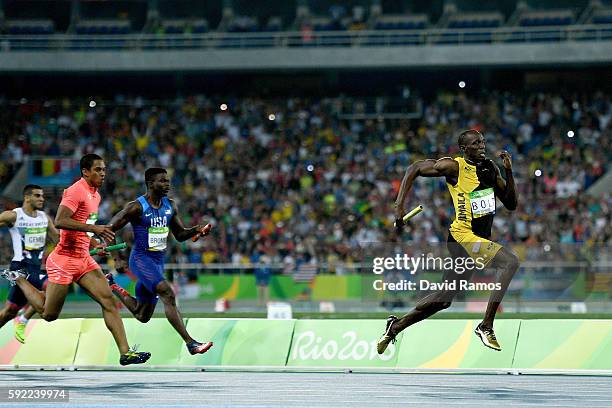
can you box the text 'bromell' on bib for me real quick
[148,226,169,251]
[469,188,495,218]
[24,227,46,250]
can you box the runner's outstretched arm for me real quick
[55,205,115,242]
[109,201,141,233]
[168,200,210,242]
[107,201,141,268]
[395,158,458,222]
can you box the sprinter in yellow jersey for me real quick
[377,129,519,353]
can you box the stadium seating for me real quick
[162,19,187,34]
[227,16,259,33]
[2,2,611,48]
[518,10,575,27]
[446,12,504,29]
[309,16,344,31]
[160,19,209,34]
[75,19,131,35]
[361,15,428,46]
[592,10,612,25]
[5,19,54,35]
[373,15,428,31]
[265,17,283,32]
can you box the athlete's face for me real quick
[462,132,486,162]
[25,189,45,210]
[83,160,106,188]
[151,173,171,196]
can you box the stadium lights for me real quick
[89,100,96,108]
[567,130,575,138]
[534,169,542,177]
[458,81,466,88]
[220,103,228,111]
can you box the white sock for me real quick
[17,315,28,324]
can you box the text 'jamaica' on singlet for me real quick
[447,157,497,239]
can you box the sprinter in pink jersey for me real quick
[0,154,150,366]
[46,176,102,283]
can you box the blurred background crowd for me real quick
[0,90,609,268]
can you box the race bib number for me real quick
[24,227,46,250]
[469,188,495,218]
[86,213,98,238]
[148,227,169,251]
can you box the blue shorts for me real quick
[255,269,271,286]
[129,251,165,305]
[7,261,47,309]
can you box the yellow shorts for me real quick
[449,228,502,267]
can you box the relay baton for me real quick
[394,205,424,227]
[89,242,127,256]
[192,223,213,242]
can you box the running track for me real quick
[0,371,611,407]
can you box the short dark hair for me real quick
[145,168,167,184]
[458,129,482,148]
[80,153,104,175]
[23,184,42,196]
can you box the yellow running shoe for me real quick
[474,323,501,351]
[14,320,26,344]
[376,315,399,355]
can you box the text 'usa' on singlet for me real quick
[132,195,174,263]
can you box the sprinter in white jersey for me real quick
[0,185,58,343]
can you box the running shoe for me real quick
[187,340,213,355]
[0,269,27,286]
[105,272,115,286]
[119,345,151,366]
[105,273,131,298]
[14,320,26,344]
[474,323,501,351]
[376,315,399,355]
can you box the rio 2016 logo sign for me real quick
[290,331,396,362]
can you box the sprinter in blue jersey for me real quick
[107,168,213,355]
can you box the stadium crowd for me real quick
[0,90,610,269]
